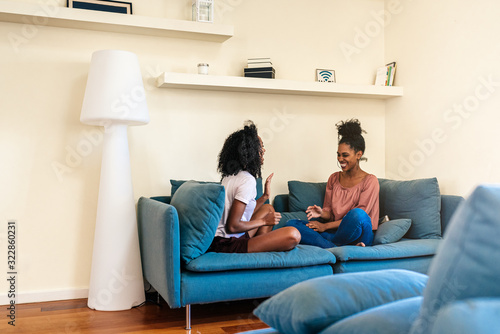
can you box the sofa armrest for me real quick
[273,194,289,212]
[441,195,464,235]
[137,197,181,308]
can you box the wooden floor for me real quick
[0,294,270,333]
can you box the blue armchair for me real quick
[249,184,500,334]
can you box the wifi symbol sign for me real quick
[317,69,335,82]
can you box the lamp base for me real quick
[87,125,145,311]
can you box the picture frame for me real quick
[316,69,336,83]
[67,0,133,15]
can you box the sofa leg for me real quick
[185,304,191,330]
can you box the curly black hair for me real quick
[218,121,262,179]
[336,118,366,154]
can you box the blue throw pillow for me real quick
[254,269,428,334]
[378,178,441,239]
[170,181,225,264]
[373,219,412,245]
[288,181,327,212]
[170,179,219,196]
[410,185,500,334]
[321,296,423,334]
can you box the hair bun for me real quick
[336,118,365,140]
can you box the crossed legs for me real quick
[247,204,301,253]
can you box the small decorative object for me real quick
[316,69,336,83]
[67,0,132,14]
[192,0,214,23]
[198,63,209,75]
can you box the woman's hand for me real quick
[306,221,327,233]
[264,211,282,226]
[263,173,274,199]
[306,205,322,220]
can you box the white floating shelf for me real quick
[157,72,404,99]
[0,0,233,42]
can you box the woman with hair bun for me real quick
[209,121,301,253]
[286,119,379,248]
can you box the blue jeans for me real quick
[285,208,374,248]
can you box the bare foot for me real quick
[356,242,366,247]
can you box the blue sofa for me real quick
[137,180,336,329]
[273,178,464,274]
[248,184,500,334]
[137,177,463,329]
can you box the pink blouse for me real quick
[322,172,380,230]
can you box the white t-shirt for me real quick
[215,171,257,238]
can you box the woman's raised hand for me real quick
[306,205,322,220]
[263,173,274,198]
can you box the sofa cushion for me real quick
[170,179,219,196]
[373,219,412,245]
[378,178,441,239]
[254,269,427,334]
[170,181,225,264]
[410,185,500,334]
[288,181,327,212]
[328,238,440,262]
[185,245,335,272]
[320,296,423,334]
[431,298,500,334]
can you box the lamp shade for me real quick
[81,50,149,126]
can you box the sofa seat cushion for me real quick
[185,245,336,272]
[328,238,441,262]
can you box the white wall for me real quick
[0,0,386,303]
[385,0,500,195]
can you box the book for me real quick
[245,71,275,79]
[374,62,397,86]
[386,62,396,86]
[244,67,274,73]
[247,57,271,62]
[247,57,273,68]
[374,66,388,86]
[247,62,273,68]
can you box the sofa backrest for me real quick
[440,195,464,235]
[272,178,465,238]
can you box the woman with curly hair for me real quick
[209,121,301,253]
[286,119,379,248]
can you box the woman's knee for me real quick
[262,203,275,212]
[344,208,370,226]
[282,226,301,248]
[253,203,275,220]
[348,208,368,219]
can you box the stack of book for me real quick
[374,62,397,86]
[244,58,275,79]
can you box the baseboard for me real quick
[0,288,89,306]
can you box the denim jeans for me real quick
[285,208,374,248]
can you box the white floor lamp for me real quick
[80,50,148,311]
